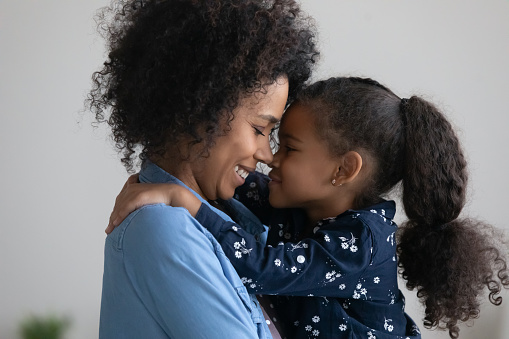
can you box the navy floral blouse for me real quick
[195,172,421,339]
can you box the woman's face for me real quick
[190,79,288,201]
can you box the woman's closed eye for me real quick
[252,125,266,137]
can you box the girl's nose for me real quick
[268,149,281,168]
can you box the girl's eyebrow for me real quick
[279,131,303,143]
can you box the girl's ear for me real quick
[332,151,363,185]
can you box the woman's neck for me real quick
[153,156,206,200]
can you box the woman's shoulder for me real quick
[108,204,203,250]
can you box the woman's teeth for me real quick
[235,166,249,179]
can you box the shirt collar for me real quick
[138,160,233,221]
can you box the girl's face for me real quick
[268,102,340,214]
[189,79,288,201]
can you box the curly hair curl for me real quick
[297,77,509,338]
[87,0,318,171]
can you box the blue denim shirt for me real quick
[99,161,271,339]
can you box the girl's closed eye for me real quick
[285,145,296,152]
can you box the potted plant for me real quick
[19,314,71,339]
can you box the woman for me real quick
[87,0,318,338]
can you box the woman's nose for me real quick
[254,138,274,165]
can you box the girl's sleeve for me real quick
[234,172,273,224]
[195,204,373,297]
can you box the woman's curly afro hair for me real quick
[87,0,318,171]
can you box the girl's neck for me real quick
[304,200,353,230]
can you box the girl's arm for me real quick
[107,179,372,298]
[194,203,373,297]
[108,172,271,233]
[106,175,200,233]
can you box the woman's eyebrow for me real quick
[259,114,280,124]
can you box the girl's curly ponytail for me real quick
[396,97,509,338]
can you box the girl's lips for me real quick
[268,173,281,183]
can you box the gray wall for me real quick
[1,1,507,338]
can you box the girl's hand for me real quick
[105,174,201,234]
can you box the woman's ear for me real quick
[332,151,363,186]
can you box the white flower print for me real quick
[232,226,238,232]
[291,266,297,273]
[388,291,396,305]
[353,283,368,300]
[233,238,252,258]
[279,230,284,237]
[290,241,307,252]
[387,232,395,246]
[246,191,253,198]
[384,318,393,332]
[305,325,312,331]
[324,234,330,242]
[324,270,341,284]
[367,331,376,339]
[339,324,347,331]
[370,209,377,214]
[374,277,380,284]
[294,321,299,326]
[297,255,306,263]
[274,259,282,267]
[241,277,248,284]
[350,245,358,252]
[338,284,346,290]
[250,283,256,289]
[249,182,257,188]
[312,316,320,323]
[312,329,319,336]
[284,232,291,239]
[339,232,358,251]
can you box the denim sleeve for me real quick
[118,204,260,338]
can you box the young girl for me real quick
[108,77,508,339]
